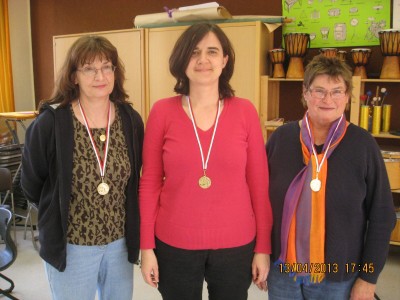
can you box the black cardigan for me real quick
[21,102,144,271]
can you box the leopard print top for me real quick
[67,105,131,245]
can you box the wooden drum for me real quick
[284,33,310,78]
[378,29,400,79]
[337,50,347,62]
[320,48,338,58]
[269,48,286,78]
[351,48,371,79]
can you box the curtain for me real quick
[0,0,15,144]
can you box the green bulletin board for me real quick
[282,0,391,48]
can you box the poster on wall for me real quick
[282,0,391,48]
[394,0,400,28]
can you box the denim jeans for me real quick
[267,264,357,300]
[44,238,133,300]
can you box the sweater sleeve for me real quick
[359,135,396,283]
[139,101,165,249]
[243,101,273,254]
[21,111,55,205]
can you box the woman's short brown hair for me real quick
[41,35,129,110]
[301,54,353,107]
[169,23,235,99]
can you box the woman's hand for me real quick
[252,253,270,291]
[350,278,376,300]
[140,249,159,288]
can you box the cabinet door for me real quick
[53,29,145,117]
[145,26,185,112]
[145,21,271,116]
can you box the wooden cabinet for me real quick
[145,21,273,118]
[261,76,400,245]
[53,29,146,117]
[53,22,274,123]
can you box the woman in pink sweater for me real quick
[139,23,272,300]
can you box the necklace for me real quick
[305,113,343,192]
[77,104,107,142]
[78,99,111,195]
[186,95,222,189]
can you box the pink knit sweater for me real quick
[139,95,272,253]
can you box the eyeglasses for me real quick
[77,65,116,77]
[308,88,347,100]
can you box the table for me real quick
[0,111,38,145]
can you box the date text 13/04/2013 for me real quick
[278,263,375,274]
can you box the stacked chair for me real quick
[0,207,18,299]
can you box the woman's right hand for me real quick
[140,249,159,288]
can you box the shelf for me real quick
[361,79,400,83]
[372,133,400,139]
[267,77,303,82]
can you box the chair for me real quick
[1,143,39,251]
[23,201,39,251]
[0,168,16,241]
[0,207,19,300]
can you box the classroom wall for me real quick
[12,1,389,109]
[29,0,282,105]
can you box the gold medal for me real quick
[310,178,321,192]
[186,96,222,190]
[97,182,110,195]
[78,99,112,197]
[305,113,344,194]
[199,175,211,189]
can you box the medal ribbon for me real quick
[78,99,111,181]
[186,95,221,175]
[304,113,343,180]
[278,113,347,283]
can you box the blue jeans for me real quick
[44,238,133,300]
[267,264,357,300]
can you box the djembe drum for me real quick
[351,48,371,79]
[284,33,310,78]
[378,29,400,79]
[320,48,338,58]
[269,48,286,78]
[337,50,347,62]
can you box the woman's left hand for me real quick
[350,278,376,300]
[252,253,270,291]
